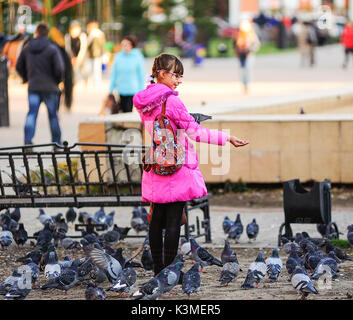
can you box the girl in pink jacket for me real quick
[133,53,249,276]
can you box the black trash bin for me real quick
[0,56,9,127]
[278,179,339,246]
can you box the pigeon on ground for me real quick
[311,252,340,281]
[37,208,54,225]
[265,248,283,282]
[304,245,324,272]
[4,273,32,300]
[219,261,240,286]
[36,222,54,248]
[19,258,40,286]
[40,245,58,271]
[131,207,148,233]
[291,265,318,300]
[286,243,305,276]
[241,250,267,289]
[112,247,142,269]
[101,211,115,229]
[130,272,167,300]
[281,236,301,255]
[16,249,43,265]
[182,262,201,298]
[107,267,137,296]
[10,208,21,223]
[88,247,123,283]
[347,225,353,248]
[0,270,22,295]
[0,230,14,249]
[0,212,18,233]
[58,254,74,270]
[141,245,153,272]
[41,259,80,293]
[158,254,184,294]
[44,251,61,279]
[13,223,28,246]
[85,281,106,300]
[246,218,259,242]
[77,258,97,281]
[321,238,353,261]
[94,207,106,224]
[222,216,234,235]
[61,237,81,252]
[221,239,238,264]
[99,226,121,247]
[295,232,304,244]
[65,207,77,224]
[189,237,223,272]
[140,207,149,226]
[179,237,191,258]
[227,213,243,243]
[301,231,323,247]
[317,224,336,238]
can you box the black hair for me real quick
[35,22,49,37]
[150,53,184,84]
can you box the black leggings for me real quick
[119,95,133,113]
[149,201,186,275]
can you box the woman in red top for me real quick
[341,21,353,68]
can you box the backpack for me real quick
[142,98,185,176]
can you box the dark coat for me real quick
[16,36,64,93]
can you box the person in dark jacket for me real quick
[16,22,65,147]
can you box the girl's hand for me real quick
[228,136,249,148]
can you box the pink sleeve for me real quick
[167,97,229,146]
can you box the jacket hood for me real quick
[28,37,51,54]
[133,83,178,115]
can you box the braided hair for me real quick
[150,53,184,84]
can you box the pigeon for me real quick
[112,247,142,269]
[190,113,212,124]
[41,259,80,293]
[295,232,304,244]
[311,252,340,281]
[189,237,223,272]
[317,224,336,238]
[36,222,54,248]
[4,273,32,300]
[131,207,148,233]
[291,265,318,300]
[0,230,14,249]
[141,245,154,272]
[286,243,305,276]
[94,207,106,224]
[227,213,243,243]
[222,216,234,234]
[241,250,267,289]
[182,262,201,298]
[88,247,123,283]
[265,248,283,282]
[37,208,54,225]
[77,258,97,281]
[16,249,43,265]
[304,245,324,272]
[322,238,353,261]
[140,207,149,226]
[107,267,137,296]
[101,211,116,229]
[85,281,106,300]
[180,237,191,257]
[65,207,77,224]
[221,239,238,264]
[246,218,259,242]
[61,237,81,251]
[44,251,61,279]
[347,225,353,248]
[0,270,22,295]
[130,272,167,300]
[13,223,28,246]
[19,258,40,286]
[53,228,67,248]
[0,212,18,233]
[55,216,69,233]
[99,227,121,246]
[40,245,58,271]
[10,208,21,223]
[58,254,74,270]
[158,254,184,294]
[219,261,240,286]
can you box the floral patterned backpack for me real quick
[142,98,185,176]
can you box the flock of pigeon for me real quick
[0,206,352,300]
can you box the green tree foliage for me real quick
[121,0,149,40]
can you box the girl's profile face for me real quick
[157,66,183,91]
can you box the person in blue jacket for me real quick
[109,35,145,112]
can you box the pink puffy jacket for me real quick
[133,83,229,203]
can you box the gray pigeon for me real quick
[221,239,238,264]
[281,236,301,255]
[286,243,305,276]
[101,211,115,229]
[241,250,267,289]
[347,225,353,248]
[37,208,54,225]
[65,207,77,224]
[4,275,32,300]
[311,251,340,281]
[10,208,21,223]
[107,267,137,296]
[0,270,22,295]
[219,261,240,286]
[190,113,212,124]
[158,254,184,294]
[322,238,353,261]
[227,214,243,243]
[61,237,82,251]
[41,260,79,293]
[141,245,153,272]
[131,207,148,233]
[88,247,123,283]
[246,218,259,242]
[222,216,234,235]
[13,223,28,246]
[180,237,191,257]
[291,265,318,300]
[94,207,106,224]
[85,281,106,300]
[130,272,167,300]
[182,262,201,298]
[265,248,283,282]
[304,245,324,272]
[0,230,14,249]
[44,251,61,279]
[189,237,223,271]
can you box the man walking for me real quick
[16,22,64,147]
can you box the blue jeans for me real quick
[24,92,61,145]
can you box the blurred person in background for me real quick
[234,19,260,94]
[296,21,317,67]
[109,35,145,113]
[65,21,88,86]
[340,21,353,69]
[86,21,106,86]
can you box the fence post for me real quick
[0,56,9,127]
